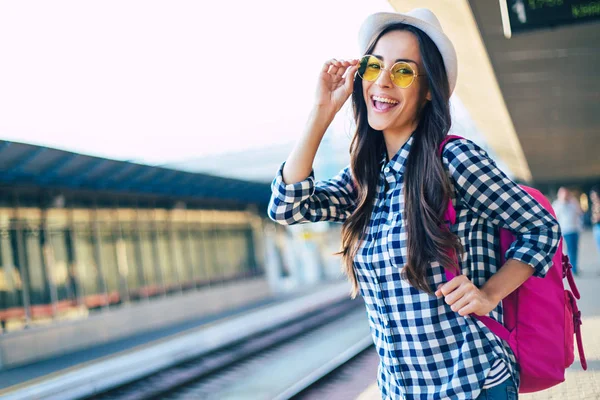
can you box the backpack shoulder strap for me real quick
[437,134,465,157]
[438,135,465,226]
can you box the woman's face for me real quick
[362,30,430,134]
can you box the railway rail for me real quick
[87,299,373,400]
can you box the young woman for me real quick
[268,8,560,400]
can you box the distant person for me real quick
[553,187,583,275]
[590,185,600,266]
[268,8,560,399]
[511,0,528,23]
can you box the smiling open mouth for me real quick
[371,95,399,112]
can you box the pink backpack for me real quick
[439,135,587,393]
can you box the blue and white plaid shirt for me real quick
[268,136,560,399]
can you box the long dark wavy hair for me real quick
[340,23,463,298]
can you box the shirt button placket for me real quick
[378,292,404,392]
[369,275,391,333]
[377,291,390,327]
[375,256,404,390]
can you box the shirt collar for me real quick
[380,135,414,179]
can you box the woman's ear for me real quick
[426,90,432,101]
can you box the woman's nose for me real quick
[375,68,393,88]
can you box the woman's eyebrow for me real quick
[372,54,418,64]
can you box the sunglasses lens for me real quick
[358,56,381,82]
[391,62,415,88]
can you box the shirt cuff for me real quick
[504,245,552,278]
[271,162,316,204]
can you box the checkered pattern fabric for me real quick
[268,136,561,399]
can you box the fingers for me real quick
[435,275,492,317]
[343,63,359,89]
[322,58,359,77]
[442,283,470,307]
[435,275,468,297]
[449,291,473,313]
[457,299,481,316]
[343,62,359,79]
[435,275,474,313]
[321,59,337,73]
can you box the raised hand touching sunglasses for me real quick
[314,58,360,118]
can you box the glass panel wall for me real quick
[1,206,263,333]
[154,210,178,294]
[95,210,121,306]
[137,210,162,298]
[116,209,143,302]
[171,210,193,291]
[203,226,222,282]
[17,208,50,322]
[72,209,105,310]
[0,208,25,332]
[45,209,75,308]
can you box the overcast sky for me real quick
[0,0,393,165]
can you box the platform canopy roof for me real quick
[0,140,272,210]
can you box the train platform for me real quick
[0,280,354,399]
[0,295,274,391]
[357,229,600,400]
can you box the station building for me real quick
[0,140,293,370]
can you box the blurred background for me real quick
[0,1,598,399]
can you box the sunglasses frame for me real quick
[357,55,426,89]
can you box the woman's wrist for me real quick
[481,259,534,306]
[480,286,503,307]
[311,104,337,124]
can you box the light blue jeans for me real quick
[563,232,580,274]
[475,377,518,400]
[594,224,600,263]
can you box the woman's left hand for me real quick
[435,275,499,317]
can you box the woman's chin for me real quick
[367,109,401,132]
[367,117,390,132]
[368,123,386,131]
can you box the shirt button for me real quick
[384,167,390,173]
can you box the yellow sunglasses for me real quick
[357,55,425,88]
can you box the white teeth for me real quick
[372,95,399,104]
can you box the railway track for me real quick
[87,298,374,400]
[291,345,379,400]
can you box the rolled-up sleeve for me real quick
[443,139,561,278]
[268,162,357,225]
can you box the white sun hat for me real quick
[358,8,458,95]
